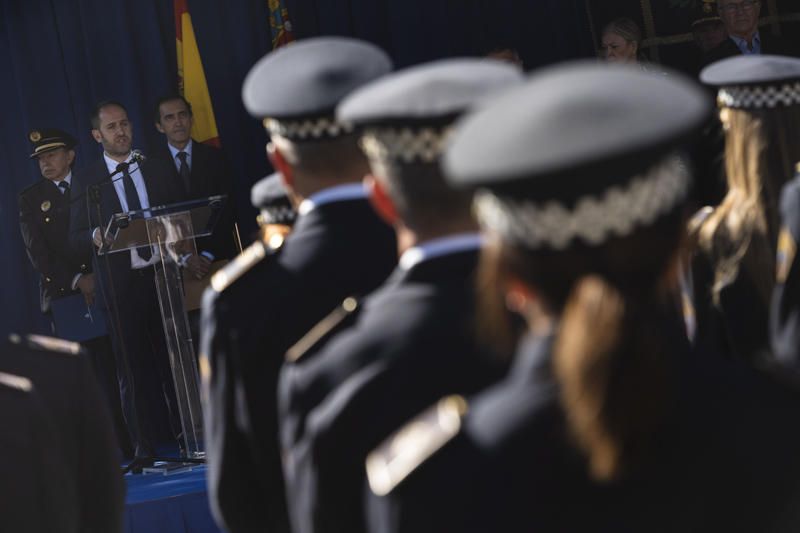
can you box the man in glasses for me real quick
[703,0,798,66]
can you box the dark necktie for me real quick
[177,151,191,194]
[58,180,70,197]
[117,162,151,260]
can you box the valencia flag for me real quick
[268,0,295,49]
[174,0,221,147]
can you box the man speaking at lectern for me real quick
[69,100,183,461]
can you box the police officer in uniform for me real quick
[771,162,800,366]
[364,63,800,532]
[0,369,77,533]
[3,334,124,533]
[200,37,397,533]
[276,58,523,533]
[19,129,93,317]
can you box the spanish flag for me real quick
[268,0,295,49]
[175,0,221,147]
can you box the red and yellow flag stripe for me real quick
[175,0,221,147]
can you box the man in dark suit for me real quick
[152,95,239,280]
[276,59,520,533]
[70,100,184,461]
[703,0,798,66]
[3,333,125,533]
[18,129,92,315]
[200,37,397,533]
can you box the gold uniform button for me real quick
[45,217,51,223]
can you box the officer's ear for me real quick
[268,142,294,190]
[155,121,165,134]
[91,128,103,144]
[364,174,399,226]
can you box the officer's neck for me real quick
[395,218,479,257]
[44,171,70,183]
[105,151,131,164]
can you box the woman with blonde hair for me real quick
[600,17,643,64]
[694,55,800,361]
[364,62,800,533]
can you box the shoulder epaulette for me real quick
[285,297,360,363]
[777,226,797,285]
[0,372,33,393]
[210,233,285,293]
[366,395,468,496]
[18,179,47,198]
[9,333,82,356]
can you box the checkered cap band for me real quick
[718,82,800,110]
[261,205,296,225]
[265,117,355,141]
[360,127,453,165]
[474,156,690,250]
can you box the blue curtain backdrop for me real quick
[0,0,593,338]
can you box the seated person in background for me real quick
[692,0,727,55]
[703,0,799,66]
[3,334,124,533]
[365,62,800,533]
[693,55,800,362]
[600,18,644,65]
[200,37,397,533]
[277,58,523,533]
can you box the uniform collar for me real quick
[398,233,483,271]
[51,171,72,188]
[298,183,367,216]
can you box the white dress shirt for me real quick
[168,139,193,173]
[52,172,72,193]
[102,152,160,269]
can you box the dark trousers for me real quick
[106,267,181,457]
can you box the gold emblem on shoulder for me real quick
[24,334,82,356]
[41,200,51,212]
[366,395,468,496]
[0,372,33,393]
[285,297,359,363]
[777,226,797,285]
[29,130,41,143]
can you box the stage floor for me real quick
[124,465,221,533]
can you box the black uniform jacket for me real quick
[201,196,397,533]
[0,368,78,533]
[18,178,90,312]
[2,335,125,533]
[152,141,239,260]
[703,32,799,67]
[772,175,800,367]
[68,157,182,287]
[367,322,800,533]
[277,247,508,533]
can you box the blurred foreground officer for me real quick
[365,63,800,532]
[0,370,77,533]
[694,56,800,362]
[19,129,93,316]
[277,58,522,533]
[772,164,800,366]
[251,172,296,242]
[201,37,396,533]
[4,334,124,533]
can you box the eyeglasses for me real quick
[719,0,760,14]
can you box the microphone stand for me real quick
[81,154,204,474]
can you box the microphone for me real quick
[130,149,146,165]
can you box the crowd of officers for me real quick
[9,18,800,533]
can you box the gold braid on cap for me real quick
[474,155,690,250]
[718,82,800,110]
[360,126,453,165]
